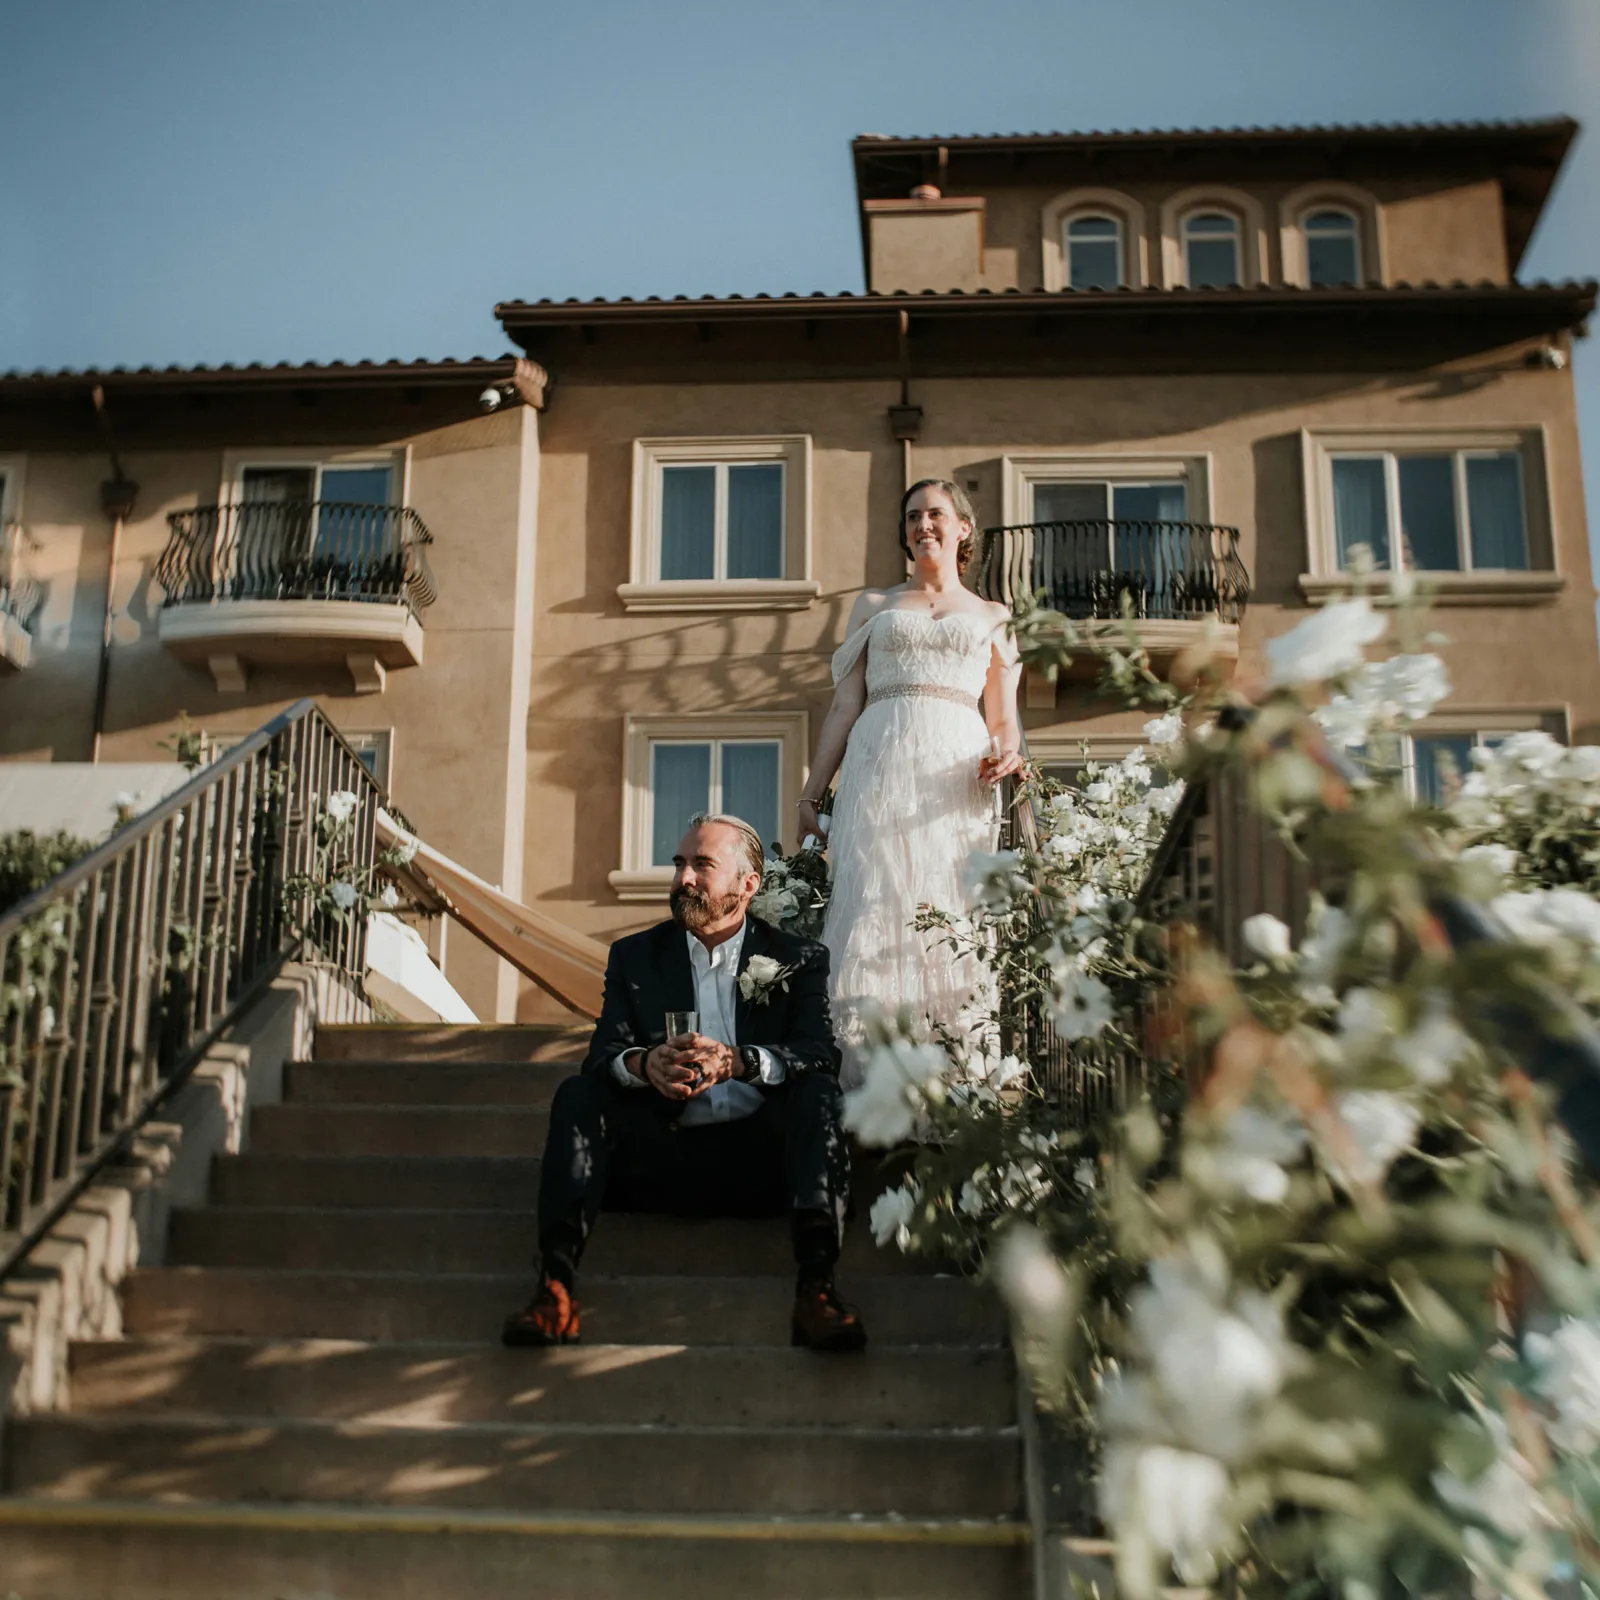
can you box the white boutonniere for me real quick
[738,953,799,1006]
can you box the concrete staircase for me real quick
[1,1024,1028,1598]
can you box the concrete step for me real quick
[314,1024,589,1062]
[285,1060,570,1106]
[212,1153,545,1210]
[68,1338,1013,1430]
[121,1270,1004,1347]
[8,1413,1022,1518]
[0,1499,1030,1600]
[167,1206,928,1278]
[248,1104,549,1157]
[211,1151,914,1213]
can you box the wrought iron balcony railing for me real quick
[975,519,1250,624]
[156,501,438,615]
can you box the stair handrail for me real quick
[0,698,385,1278]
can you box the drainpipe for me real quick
[88,385,139,764]
[887,309,923,493]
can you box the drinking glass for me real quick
[665,1010,699,1043]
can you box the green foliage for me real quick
[0,829,95,916]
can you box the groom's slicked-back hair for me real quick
[687,812,766,881]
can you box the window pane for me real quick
[650,744,711,866]
[1465,454,1528,570]
[1412,735,1475,805]
[1306,214,1360,285]
[726,463,784,580]
[242,466,316,502]
[660,466,716,580]
[320,466,393,505]
[1186,219,1240,287]
[1034,482,1107,523]
[1112,484,1188,611]
[1331,458,1390,569]
[1111,483,1186,523]
[1067,219,1121,290]
[318,467,395,565]
[720,741,781,857]
[1397,456,1460,570]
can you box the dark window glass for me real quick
[1305,210,1360,286]
[1412,735,1476,804]
[1331,458,1390,570]
[651,743,711,865]
[720,742,781,856]
[660,466,716,580]
[1465,454,1528,570]
[1397,456,1460,571]
[1067,216,1122,290]
[726,463,784,580]
[1185,214,1241,288]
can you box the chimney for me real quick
[863,184,987,293]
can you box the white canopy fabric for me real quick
[363,912,478,1024]
[376,810,608,1020]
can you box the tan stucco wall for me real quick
[517,355,1598,1018]
[941,177,1509,293]
[868,205,986,293]
[0,411,534,1023]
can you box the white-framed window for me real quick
[1300,430,1559,604]
[1041,190,1146,291]
[342,730,394,792]
[609,711,810,900]
[1279,183,1382,288]
[1183,212,1242,288]
[621,436,816,613]
[1160,188,1266,289]
[1065,214,1124,290]
[1328,449,1528,573]
[1304,208,1362,287]
[1354,727,1555,806]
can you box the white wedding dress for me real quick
[822,608,1001,1089]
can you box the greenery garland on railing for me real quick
[840,578,1600,1599]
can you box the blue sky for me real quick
[6,0,1599,575]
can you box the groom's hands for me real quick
[635,1037,738,1099]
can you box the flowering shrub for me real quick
[844,587,1600,1599]
[285,789,410,953]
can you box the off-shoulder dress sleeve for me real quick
[830,616,875,686]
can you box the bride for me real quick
[799,479,1022,1089]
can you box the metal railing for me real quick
[156,501,437,614]
[975,519,1250,624]
[0,523,42,633]
[0,700,385,1278]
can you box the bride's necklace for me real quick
[896,585,974,623]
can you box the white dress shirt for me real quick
[611,920,786,1126]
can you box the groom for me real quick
[502,813,866,1352]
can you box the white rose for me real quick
[1099,1443,1230,1587]
[1264,597,1387,689]
[1329,1090,1420,1188]
[1393,1002,1472,1086]
[992,1225,1072,1327]
[1050,969,1114,1039]
[1527,1318,1600,1454]
[328,880,359,911]
[867,1183,918,1251]
[325,789,359,824]
[1241,913,1292,964]
[841,1037,946,1147]
[378,884,401,910]
[1210,1104,1306,1204]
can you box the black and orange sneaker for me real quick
[501,1278,581,1347]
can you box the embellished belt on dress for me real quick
[865,683,982,712]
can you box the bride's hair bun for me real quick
[899,478,979,576]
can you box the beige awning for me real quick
[375,811,607,1020]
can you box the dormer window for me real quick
[1305,208,1361,286]
[1065,215,1123,290]
[1183,212,1242,288]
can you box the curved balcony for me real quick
[155,501,437,694]
[974,519,1250,699]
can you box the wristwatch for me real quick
[738,1045,763,1083]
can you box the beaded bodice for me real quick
[831,608,995,700]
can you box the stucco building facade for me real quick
[2,118,1597,1022]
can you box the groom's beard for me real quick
[670,883,743,933]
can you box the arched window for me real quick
[1304,208,1361,286]
[1065,214,1124,290]
[1183,212,1241,288]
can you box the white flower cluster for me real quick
[1096,1252,1298,1585]
[1314,652,1452,750]
[840,1028,948,1147]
